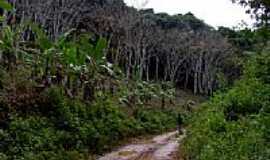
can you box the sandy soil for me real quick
[98,130,186,160]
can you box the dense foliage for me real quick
[182,1,270,159]
[1,0,269,159]
[0,86,177,159]
[0,25,179,159]
[182,47,270,160]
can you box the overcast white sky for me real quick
[124,0,255,28]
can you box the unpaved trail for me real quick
[98,130,186,160]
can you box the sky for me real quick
[124,0,255,28]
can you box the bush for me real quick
[0,85,177,159]
[134,108,177,133]
[0,22,180,159]
[183,53,270,160]
[245,52,270,84]
[223,79,268,115]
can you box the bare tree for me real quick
[126,0,149,10]
[13,0,234,95]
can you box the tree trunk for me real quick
[155,56,159,80]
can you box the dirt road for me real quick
[98,130,186,160]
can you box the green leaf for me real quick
[0,0,13,11]
[27,22,52,50]
[94,37,107,61]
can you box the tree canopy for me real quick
[232,0,270,27]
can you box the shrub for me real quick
[0,85,178,159]
[183,53,270,160]
[134,108,177,133]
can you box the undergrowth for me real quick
[182,52,270,160]
[0,85,177,159]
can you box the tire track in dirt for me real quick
[98,130,186,160]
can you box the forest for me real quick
[0,0,269,159]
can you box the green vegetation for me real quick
[182,49,270,160]
[0,0,269,159]
[0,21,178,159]
[182,1,270,159]
[0,86,177,159]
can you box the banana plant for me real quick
[53,31,109,99]
[0,26,29,69]
[57,32,107,69]
[27,22,53,51]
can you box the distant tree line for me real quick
[10,0,236,95]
